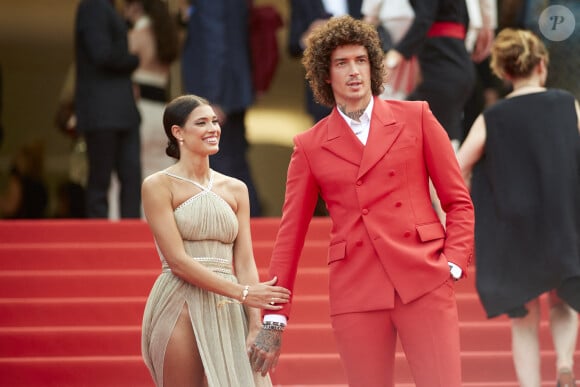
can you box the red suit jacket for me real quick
[269,97,474,318]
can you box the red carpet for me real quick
[0,219,578,386]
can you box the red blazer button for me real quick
[362,209,369,215]
[403,231,411,238]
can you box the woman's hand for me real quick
[241,276,291,310]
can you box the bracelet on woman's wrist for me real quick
[240,285,250,303]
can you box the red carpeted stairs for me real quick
[0,219,578,386]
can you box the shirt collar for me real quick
[336,97,374,127]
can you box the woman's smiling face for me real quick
[178,104,221,156]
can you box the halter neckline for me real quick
[163,170,214,191]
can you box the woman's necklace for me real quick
[166,166,212,187]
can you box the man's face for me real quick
[327,44,372,106]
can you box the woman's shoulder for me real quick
[142,170,172,194]
[212,171,248,194]
[494,88,574,109]
[544,88,577,104]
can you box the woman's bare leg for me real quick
[511,298,542,387]
[163,303,206,387]
[548,291,578,375]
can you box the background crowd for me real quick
[0,1,578,386]
[0,0,578,219]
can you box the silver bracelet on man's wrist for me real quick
[262,321,286,331]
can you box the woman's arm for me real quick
[456,114,487,189]
[230,179,265,339]
[142,175,249,303]
[229,178,291,351]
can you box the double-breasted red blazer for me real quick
[269,97,474,318]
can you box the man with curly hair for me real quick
[249,16,474,386]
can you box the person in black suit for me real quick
[180,0,262,217]
[383,0,475,148]
[74,0,142,218]
[288,0,362,123]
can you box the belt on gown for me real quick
[162,257,233,275]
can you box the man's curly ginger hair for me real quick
[302,15,385,108]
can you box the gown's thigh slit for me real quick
[163,302,206,387]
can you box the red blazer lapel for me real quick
[321,108,363,166]
[358,97,404,179]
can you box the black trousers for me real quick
[83,128,141,218]
[408,37,475,141]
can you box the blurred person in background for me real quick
[53,63,88,219]
[0,141,49,219]
[180,0,262,217]
[124,0,179,179]
[288,0,362,123]
[74,0,141,218]
[361,0,419,101]
[106,0,179,219]
[457,28,580,387]
[498,0,579,102]
[383,0,476,149]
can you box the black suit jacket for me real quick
[181,0,254,114]
[74,0,140,133]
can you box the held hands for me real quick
[241,276,289,375]
[240,276,291,310]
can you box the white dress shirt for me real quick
[336,97,373,145]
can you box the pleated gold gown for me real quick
[141,171,271,386]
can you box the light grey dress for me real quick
[141,170,272,386]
